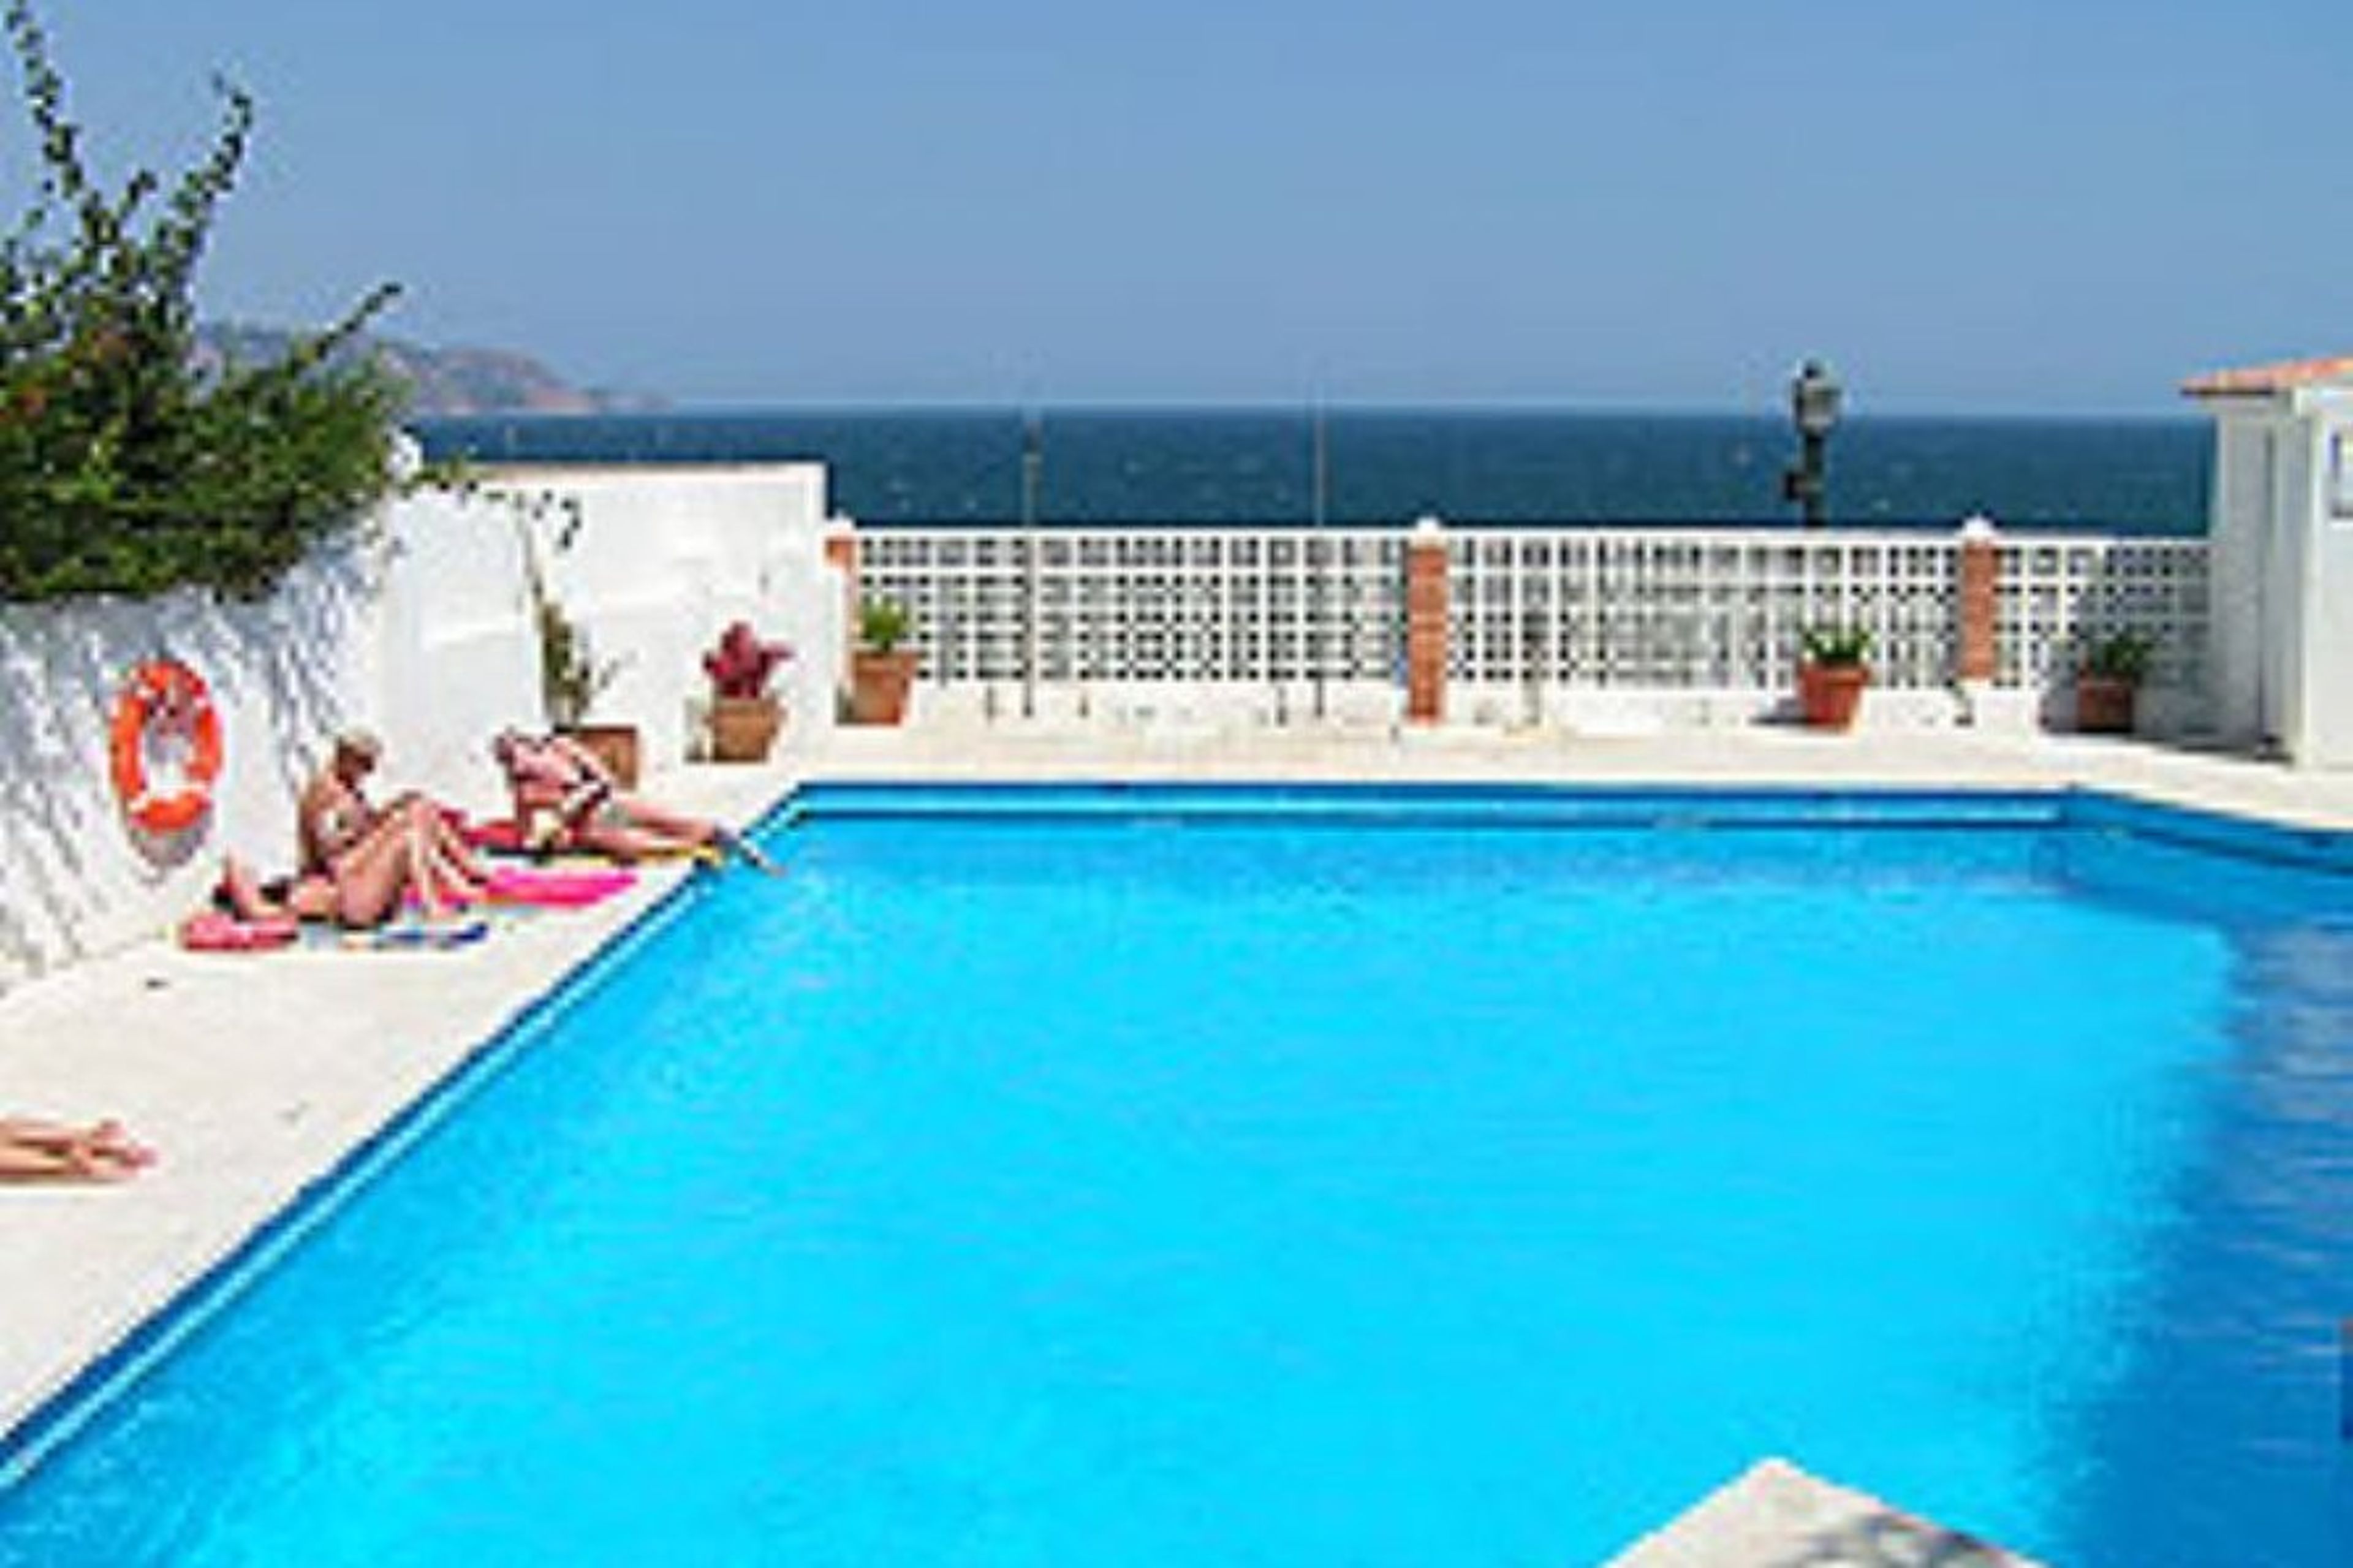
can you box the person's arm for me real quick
[296,778,342,870]
[309,794,365,865]
[544,737,616,824]
[552,734,617,789]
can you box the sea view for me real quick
[412,410,2211,534]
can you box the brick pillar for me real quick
[1405,516,1449,724]
[824,520,860,697]
[1956,515,1999,683]
[824,518,858,606]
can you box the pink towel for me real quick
[482,865,638,907]
[180,910,300,953]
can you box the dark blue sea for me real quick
[412,409,2209,534]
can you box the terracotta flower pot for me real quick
[709,695,783,762]
[2075,675,2137,735]
[848,649,919,725]
[558,722,640,788]
[1797,662,1869,730]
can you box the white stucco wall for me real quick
[2202,412,2272,746]
[0,461,841,996]
[2197,385,2353,765]
[485,464,842,767]
[2283,395,2353,765]
[0,537,394,990]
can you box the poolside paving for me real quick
[6,723,2350,1559]
[1605,1459,2041,1567]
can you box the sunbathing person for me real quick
[298,730,490,923]
[490,730,776,871]
[297,728,388,876]
[0,1116,154,1183]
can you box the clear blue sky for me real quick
[17,0,2346,413]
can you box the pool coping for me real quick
[1603,1458,2043,1567]
[4,728,2351,1561]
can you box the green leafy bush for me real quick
[0,1,406,601]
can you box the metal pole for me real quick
[1021,411,1041,719]
[1800,428,1827,528]
[1313,400,1330,721]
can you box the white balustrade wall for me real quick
[858,527,1409,722]
[858,521,2211,730]
[1995,537,2211,691]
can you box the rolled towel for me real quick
[180,909,300,953]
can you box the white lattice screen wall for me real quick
[857,523,2210,705]
[1997,539,2209,691]
[1447,531,1965,689]
[860,528,1406,684]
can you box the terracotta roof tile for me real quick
[2182,354,2353,398]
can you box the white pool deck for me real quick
[10,722,2349,1561]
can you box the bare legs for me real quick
[330,798,489,925]
[218,856,283,921]
[0,1118,154,1182]
[570,800,777,873]
[570,796,717,863]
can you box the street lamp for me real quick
[1782,358,1842,527]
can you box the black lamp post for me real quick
[1782,359,1842,527]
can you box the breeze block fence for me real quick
[843,517,2212,733]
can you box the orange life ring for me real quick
[108,659,223,834]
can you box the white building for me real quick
[2186,353,2353,763]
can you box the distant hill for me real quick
[194,324,663,418]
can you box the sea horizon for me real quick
[413,406,2211,534]
[428,398,2207,423]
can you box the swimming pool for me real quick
[4,784,2352,1564]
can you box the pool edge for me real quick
[4,776,2346,1506]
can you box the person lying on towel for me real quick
[488,730,776,872]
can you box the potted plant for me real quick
[535,592,640,786]
[847,596,918,725]
[702,620,792,762]
[2076,630,2153,735]
[1797,625,1871,730]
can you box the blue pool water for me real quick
[5,787,2353,1565]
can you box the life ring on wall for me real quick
[108,659,224,834]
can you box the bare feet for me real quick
[713,827,782,876]
[89,1120,157,1167]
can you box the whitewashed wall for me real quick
[2202,410,2272,748]
[2284,395,2353,765]
[480,463,841,766]
[0,539,379,990]
[0,460,840,996]
[2196,384,2353,765]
